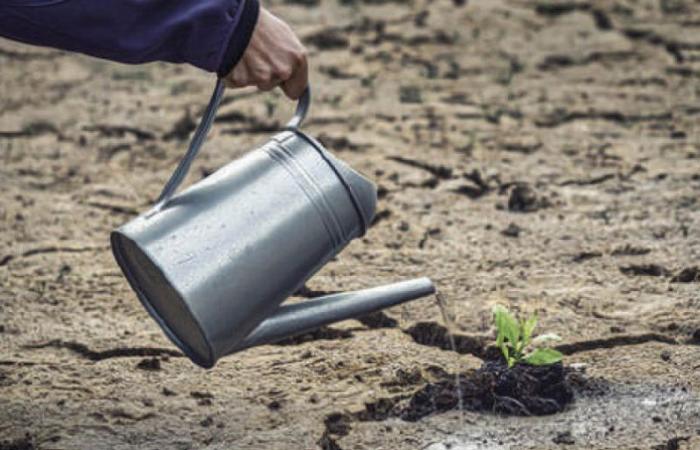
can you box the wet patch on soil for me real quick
[422,381,700,450]
[320,361,576,445]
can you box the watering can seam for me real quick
[285,130,371,236]
[273,142,349,244]
[263,145,344,250]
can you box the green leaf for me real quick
[493,305,520,347]
[523,348,563,366]
[521,314,538,347]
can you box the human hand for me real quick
[224,7,308,100]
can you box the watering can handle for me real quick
[153,78,310,211]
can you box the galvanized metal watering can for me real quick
[111,79,435,368]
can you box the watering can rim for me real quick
[111,231,216,368]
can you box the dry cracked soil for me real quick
[1,0,700,449]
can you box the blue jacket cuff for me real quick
[216,0,259,78]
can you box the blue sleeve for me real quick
[0,0,259,77]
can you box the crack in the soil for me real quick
[403,321,682,359]
[621,28,687,64]
[1,245,109,267]
[385,156,495,199]
[22,340,183,361]
[534,2,612,30]
[535,110,672,128]
[0,121,62,139]
[85,202,140,216]
[532,2,689,63]
[555,333,679,354]
[538,51,639,71]
[82,124,155,141]
[387,156,453,180]
[404,322,492,359]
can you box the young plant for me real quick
[492,305,563,368]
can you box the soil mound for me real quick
[401,360,573,420]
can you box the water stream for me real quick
[435,291,465,422]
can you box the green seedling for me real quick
[492,305,563,368]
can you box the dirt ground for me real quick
[2,0,700,448]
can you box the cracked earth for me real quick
[2,0,700,449]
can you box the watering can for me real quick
[111,79,435,368]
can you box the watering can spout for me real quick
[230,277,435,353]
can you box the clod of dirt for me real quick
[501,222,523,238]
[324,412,353,437]
[317,133,364,152]
[0,369,11,388]
[304,29,349,50]
[0,434,35,450]
[135,357,161,371]
[611,244,651,256]
[507,184,548,212]
[670,266,699,283]
[317,430,344,450]
[652,436,691,450]
[691,329,700,343]
[190,391,214,406]
[619,264,670,277]
[371,209,392,226]
[380,368,425,391]
[572,251,602,263]
[419,227,441,249]
[552,430,576,445]
[161,387,176,396]
[399,86,423,104]
[267,400,282,410]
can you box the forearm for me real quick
[0,0,259,76]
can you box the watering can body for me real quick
[111,80,435,368]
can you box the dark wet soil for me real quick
[403,360,574,419]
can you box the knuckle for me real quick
[253,69,273,84]
[276,66,293,81]
[293,49,307,66]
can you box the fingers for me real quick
[281,51,308,100]
[226,57,307,99]
[226,58,282,92]
[222,7,308,99]
[225,62,250,88]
